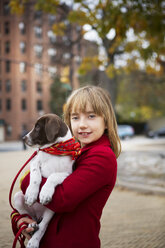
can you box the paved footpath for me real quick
[0,149,165,248]
[100,187,165,248]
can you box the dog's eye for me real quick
[35,125,40,131]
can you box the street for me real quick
[121,136,165,152]
[117,136,165,195]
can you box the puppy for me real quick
[14,113,77,248]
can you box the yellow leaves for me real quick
[52,23,66,36]
[118,105,162,122]
[116,16,123,30]
[78,56,102,75]
[106,64,122,79]
[108,35,123,54]
[10,0,26,15]
[129,12,139,27]
[68,10,92,26]
[35,0,59,14]
[121,59,140,75]
[146,64,163,76]
[61,66,70,83]
[106,64,116,78]
[125,41,138,53]
[139,106,156,121]
[108,59,140,78]
[134,106,162,121]
[81,29,88,36]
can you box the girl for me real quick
[17,85,121,248]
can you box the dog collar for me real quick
[39,137,81,160]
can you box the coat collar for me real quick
[81,134,111,154]
[73,134,111,171]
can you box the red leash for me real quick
[9,150,37,248]
[9,150,37,210]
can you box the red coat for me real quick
[21,134,117,248]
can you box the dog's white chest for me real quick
[31,152,73,178]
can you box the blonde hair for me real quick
[64,85,121,158]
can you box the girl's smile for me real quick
[70,103,106,147]
[78,132,92,139]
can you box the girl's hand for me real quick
[17,217,36,240]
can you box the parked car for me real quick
[146,127,165,138]
[118,125,135,139]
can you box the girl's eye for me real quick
[89,114,96,119]
[71,116,78,120]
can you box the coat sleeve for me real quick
[21,147,117,213]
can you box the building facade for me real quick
[0,0,84,141]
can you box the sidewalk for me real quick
[100,187,165,248]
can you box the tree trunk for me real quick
[93,70,118,108]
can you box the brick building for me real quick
[0,0,86,141]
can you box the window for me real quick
[21,124,28,137]
[63,53,71,60]
[4,21,10,34]
[6,98,11,111]
[6,124,12,136]
[18,22,26,35]
[37,100,43,111]
[47,48,56,57]
[5,41,10,53]
[48,67,57,78]
[5,79,11,92]
[48,48,56,63]
[34,11,42,20]
[21,99,27,111]
[36,81,42,93]
[0,99,2,112]
[20,62,26,73]
[75,55,81,64]
[62,36,70,46]
[34,63,42,75]
[48,15,56,25]
[20,41,26,53]
[34,26,42,38]
[6,60,11,73]
[22,124,27,132]
[47,30,56,43]
[21,79,27,91]
[3,1,10,15]
[34,44,43,58]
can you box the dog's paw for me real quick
[39,186,54,205]
[25,186,38,206]
[28,223,39,236]
[27,238,39,248]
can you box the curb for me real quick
[116,179,165,196]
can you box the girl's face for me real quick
[70,103,106,147]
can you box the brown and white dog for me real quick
[14,113,74,248]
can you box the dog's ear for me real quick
[45,117,60,142]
